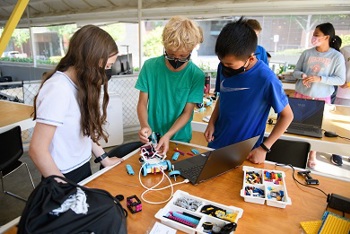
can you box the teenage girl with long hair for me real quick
[29,25,123,183]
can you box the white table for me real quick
[191,103,350,156]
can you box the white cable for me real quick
[138,163,189,205]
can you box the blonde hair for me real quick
[246,19,262,32]
[162,16,203,52]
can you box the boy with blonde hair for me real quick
[136,16,205,154]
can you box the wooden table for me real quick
[0,100,34,132]
[191,102,350,156]
[53,142,350,233]
[3,141,350,233]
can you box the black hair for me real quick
[266,52,271,58]
[316,22,342,51]
[215,17,257,60]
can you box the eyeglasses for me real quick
[164,51,191,63]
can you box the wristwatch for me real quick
[260,142,271,153]
[94,152,109,163]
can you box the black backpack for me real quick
[18,175,127,234]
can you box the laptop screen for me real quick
[288,97,325,127]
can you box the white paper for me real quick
[149,221,177,234]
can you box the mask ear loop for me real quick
[242,57,251,72]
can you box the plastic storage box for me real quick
[240,166,292,208]
[155,190,243,234]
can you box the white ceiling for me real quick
[1,0,350,28]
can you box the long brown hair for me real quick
[33,25,119,144]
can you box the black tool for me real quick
[327,193,350,213]
[324,131,338,137]
[297,170,319,185]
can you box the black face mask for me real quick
[105,69,112,81]
[168,59,187,69]
[164,52,191,69]
[221,65,245,78]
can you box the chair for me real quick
[264,137,311,169]
[100,141,144,169]
[0,126,35,202]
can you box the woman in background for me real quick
[29,25,123,183]
[292,22,345,168]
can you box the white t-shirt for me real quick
[36,71,92,174]
[336,46,350,99]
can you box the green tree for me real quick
[101,23,125,42]
[143,26,164,57]
[12,28,30,53]
[48,24,76,56]
[294,14,350,49]
[340,35,350,47]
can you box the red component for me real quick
[174,148,185,155]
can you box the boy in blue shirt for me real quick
[204,17,294,164]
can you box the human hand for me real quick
[139,127,151,143]
[302,75,321,88]
[246,147,266,164]
[204,124,215,142]
[155,135,170,155]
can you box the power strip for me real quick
[327,193,350,213]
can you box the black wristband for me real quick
[260,142,271,153]
[94,152,109,163]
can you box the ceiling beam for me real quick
[0,0,349,28]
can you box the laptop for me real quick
[286,97,325,138]
[173,136,259,185]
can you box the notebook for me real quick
[286,97,325,138]
[173,136,259,185]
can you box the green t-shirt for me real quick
[135,55,205,142]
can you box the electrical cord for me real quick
[338,135,350,141]
[138,162,189,205]
[275,163,328,197]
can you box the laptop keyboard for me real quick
[180,164,205,182]
[289,123,320,134]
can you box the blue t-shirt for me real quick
[255,45,269,65]
[210,60,288,149]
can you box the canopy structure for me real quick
[1,0,349,66]
[1,0,350,28]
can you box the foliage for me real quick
[12,29,30,51]
[101,23,126,42]
[143,26,164,57]
[340,35,350,47]
[48,56,63,64]
[47,24,76,39]
[0,57,57,65]
[0,57,33,63]
[47,24,76,54]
